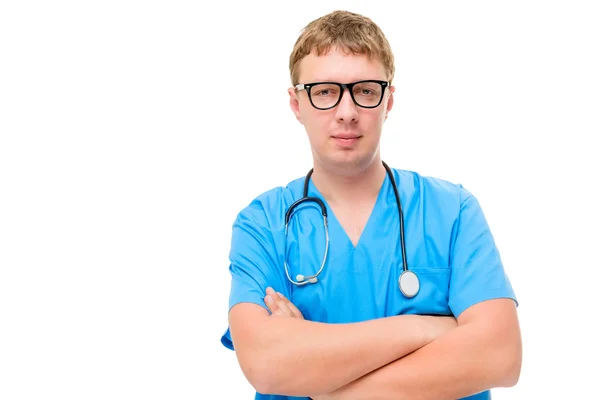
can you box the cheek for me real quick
[302,110,330,137]
[361,111,385,131]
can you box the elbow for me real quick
[238,355,274,394]
[496,341,522,388]
[500,352,522,387]
[239,353,285,395]
[245,357,310,396]
[250,371,279,396]
[250,375,274,396]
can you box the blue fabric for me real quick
[221,167,517,400]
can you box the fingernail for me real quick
[265,295,273,304]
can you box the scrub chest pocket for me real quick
[392,266,452,317]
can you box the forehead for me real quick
[298,47,387,83]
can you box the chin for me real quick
[319,153,376,174]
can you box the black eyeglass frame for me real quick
[294,79,390,110]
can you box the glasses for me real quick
[295,80,389,110]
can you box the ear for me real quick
[384,85,395,121]
[288,87,304,124]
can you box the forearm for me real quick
[331,319,521,399]
[234,311,435,397]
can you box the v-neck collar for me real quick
[305,172,390,250]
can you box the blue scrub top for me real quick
[221,167,518,400]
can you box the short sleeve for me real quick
[448,188,518,318]
[220,199,288,351]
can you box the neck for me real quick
[310,158,387,206]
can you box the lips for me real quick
[332,134,361,146]
[332,133,361,140]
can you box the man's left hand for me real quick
[264,287,304,319]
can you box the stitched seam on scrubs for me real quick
[448,185,468,269]
[449,290,518,318]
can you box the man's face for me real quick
[289,47,394,174]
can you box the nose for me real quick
[334,88,359,123]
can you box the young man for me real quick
[221,10,521,400]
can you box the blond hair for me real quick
[289,10,395,86]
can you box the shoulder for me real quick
[393,167,474,207]
[233,175,305,229]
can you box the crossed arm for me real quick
[228,288,521,399]
[313,296,522,400]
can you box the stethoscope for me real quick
[283,161,420,298]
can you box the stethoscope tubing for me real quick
[283,160,410,284]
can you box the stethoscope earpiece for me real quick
[296,274,319,284]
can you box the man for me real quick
[221,10,521,400]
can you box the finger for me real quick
[264,294,279,314]
[264,287,279,313]
[272,295,294,317]
[266,287,277,297]
[265,293,293,317]
[265,287,296,317]
[278,292,304,319]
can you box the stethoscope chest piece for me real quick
[398,270,420,298]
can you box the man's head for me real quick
[288,10,395,176]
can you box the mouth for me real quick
[332,133,362,139]
[332,134,362,145]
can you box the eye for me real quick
[310,84,339,97]
[353,84,380,98]
[313,88,338,97]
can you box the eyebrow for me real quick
[302,78,387,83]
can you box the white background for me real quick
[1,0,599,399]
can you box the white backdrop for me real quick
[1,1,599,399]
